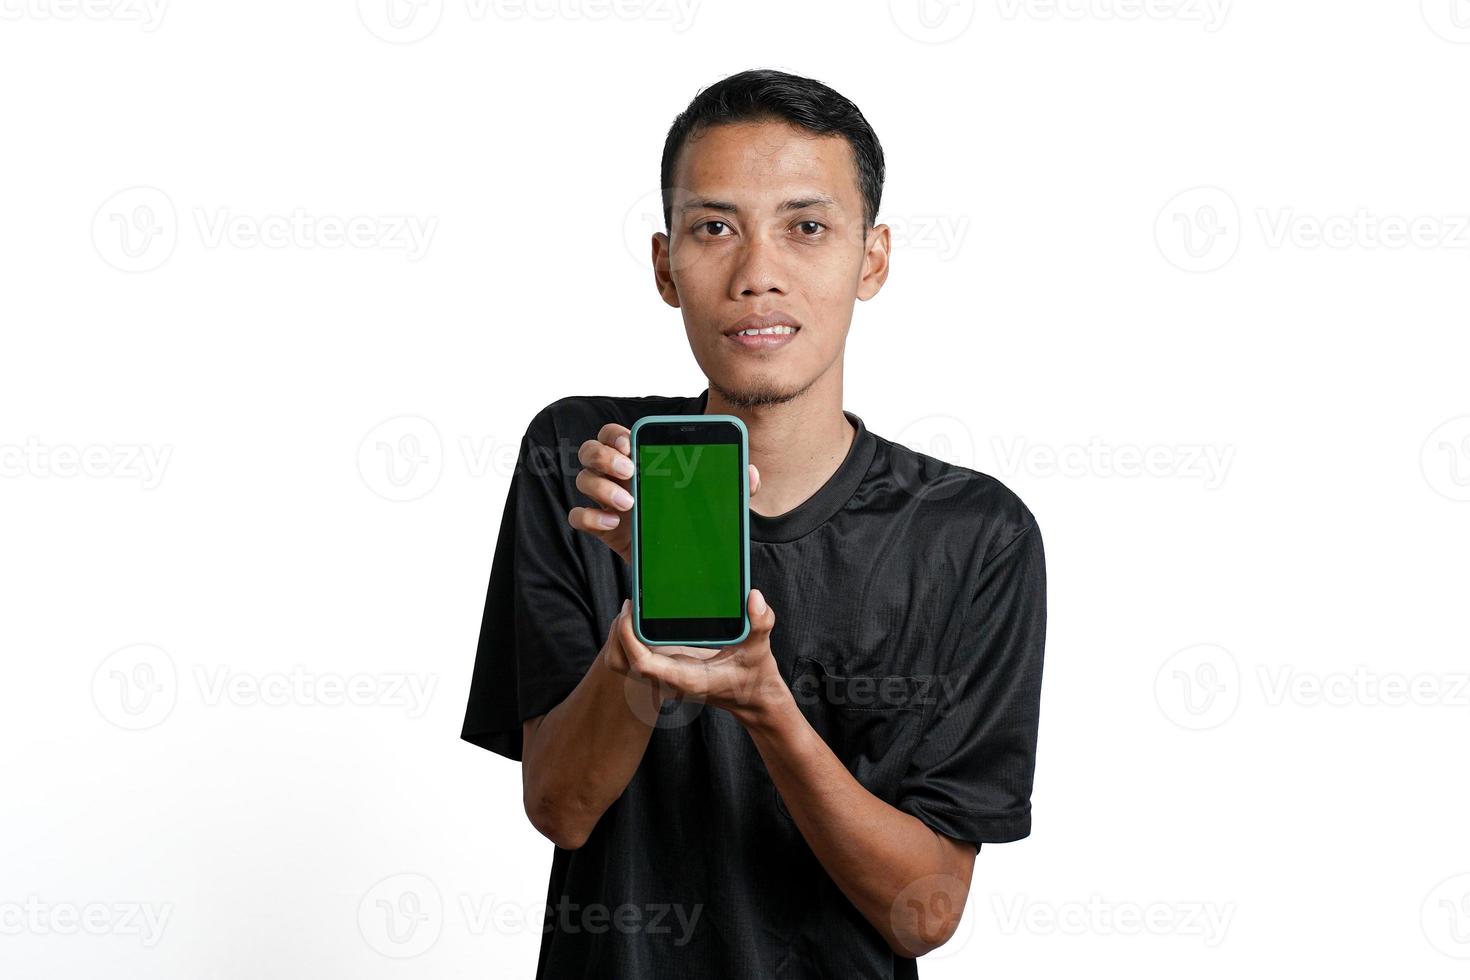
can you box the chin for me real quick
[708,370,813,410]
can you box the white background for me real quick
[3,0,1469,976]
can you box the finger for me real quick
[568,505,621,533]
[749,463,761,496]
[602,599,630,674]
[618,611,708,693]
[745,588,776,642]
[665,645,725,663]
[598,422,632,459]
[579,435,635,481]
[575,467,635,512]
[616,606,669,687]
[610,601,668,722]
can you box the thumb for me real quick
[746,588,776,639]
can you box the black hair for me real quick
[659,68,885,234]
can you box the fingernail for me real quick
[622,598,630,614]
[617,436,630,454]
[752,589,767,614]
[597,512,620,529]
[613,489,634,510]
[613,456,635,478]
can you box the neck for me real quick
[704,370,855,520]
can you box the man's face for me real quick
[653,119,890,408]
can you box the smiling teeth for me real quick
[735,326,796,336]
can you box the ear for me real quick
[652,232,681,309]
[856,223,891,302]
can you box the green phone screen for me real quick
[637,442,740,619]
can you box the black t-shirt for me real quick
[461,388,1046,979]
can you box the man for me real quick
[461,68,1046,978]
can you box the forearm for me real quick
[522,647,664,849]
[736,693,972,957]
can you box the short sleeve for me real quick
[459,405,603,762]
[896,516,1046,846]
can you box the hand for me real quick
[603,588,788,726]
[567,421,762,565]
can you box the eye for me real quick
[696,220,731,238]
[794,220,826,237]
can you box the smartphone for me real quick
[629,414,751,647]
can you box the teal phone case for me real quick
[630,413,751,647]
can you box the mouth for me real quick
[726,324,799,351]
[723,313,801,351]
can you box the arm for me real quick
[613,590,975,957]
[520,631,666,850]
[747,517,1047,954]
[523,420,763,850]
[734,679,975,957]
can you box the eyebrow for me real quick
[678,195,839,214]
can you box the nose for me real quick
[728,229,787,300]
